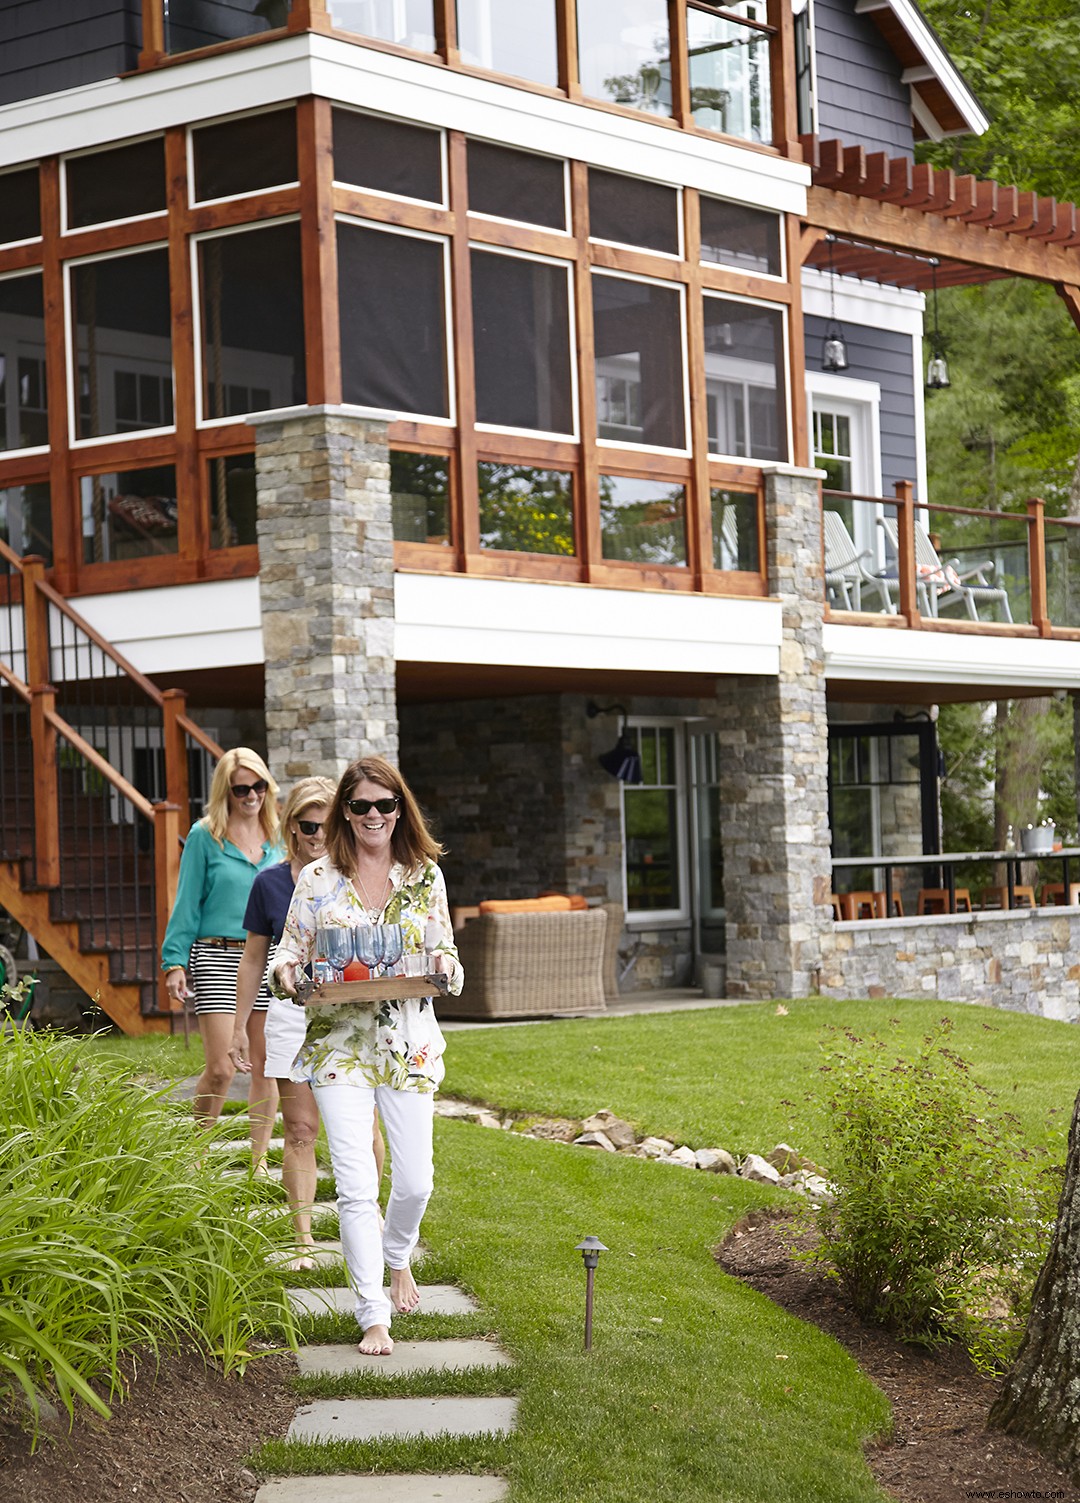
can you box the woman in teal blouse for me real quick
[161,747,282,1164]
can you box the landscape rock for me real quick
[801,1173,835,1205]
[765,1143,805,1174]
[475,1111,503,1130]
[740,1153,781,1185]
[638,1136,675,1158]
[574,1131,617,1152]
[695,1147,736,1173]
[581,1109,637,1149]
[664,1146,699,1167]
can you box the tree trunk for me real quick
[988,1087,1080,1478]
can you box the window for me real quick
[391,451,451,544]
[333,110,443,204]
[338,222,450,420]
[165,0,290,54]
[599,474,686,566]
[471,249,574,435]
[794,0,816,136]
[457,0,558,86]
[577,0,671,115]
[623,722,685,916]
[329,0,435,49]
[813,408,853,493]
[467,141,566,230]
[191,109,298,203]
[0,482,51,563]
[208,453,257,549]
[593,273,686,450]
[700,197,781,277]
[0,167,41,245]
[80,464,178,564]
[703,296,786,461]
[588,169,679,256]
[197,222,306,421]
[478,462,574,555]
[829,723,938,894]
[711,489,759,572]
[70,248,173,441]
[65,139,166,229]
[686,1,772,143]
[0,272,48,451]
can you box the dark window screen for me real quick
[592,273,685,450]
[80,464,178,564]
[588,168,679,254]
[467,140,565,229]
[471,250,573,434]
[208,453,257,549]
[704,295,786,461]
[333,110,443,203]
[0,273,48,450]
[67,139,167,228]
[700,197,782,276]
[1,168,41,243]
[192,108,298,202]
[72,249,173,441]
[338,224,449,419]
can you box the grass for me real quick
[255,1433,515,1477]
[292,1365,519,1399]
[80,1028,205,1081]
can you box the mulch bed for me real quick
[717,1211,1080,1503]
[0,1348,298,1503]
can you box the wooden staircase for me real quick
[0,547,224,1033]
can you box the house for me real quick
[2,0,1080,1031]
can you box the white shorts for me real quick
[263,993,309,1078]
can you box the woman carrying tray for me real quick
[269,755,462,1356]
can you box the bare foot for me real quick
[389,1265,421,1314]
[358,1324,394,1356]
[286,1254,316,1272]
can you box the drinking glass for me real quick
[353,924,381,971]
[321,926,355,980]
[379,924,405,974]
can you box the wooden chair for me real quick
[1039,882,1080,906]
[979,884,1035,910]
[878,516,1012,622]
[823,512,896,614]
[829,894,844,921]
[838,890,883,920]
[917,887,972,915]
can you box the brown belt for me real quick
[196,936,246,949]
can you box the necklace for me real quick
[354,866,392,919]
[229,824,263,864]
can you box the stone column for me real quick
[719,464,832,999]
[253,407,397,783]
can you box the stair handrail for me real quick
[0,659,30,701]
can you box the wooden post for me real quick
[683,188,711,585]
[668,0,691,129]
[570,160,601,581]
[893,480,921,627]
[153,801,182,1012]
[557,0,580,96]
[766,0,800,157]
[139,0,165,67]
[162,689,190,828]
[20,555,50,689]
[30,685,60,889]
[447,132,479,570]
[1028,497,1052,636]
[298,97,342,408]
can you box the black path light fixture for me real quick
[587,701,643,784]
[926,257,951,390]
[575,1235,609,1350]
[821,234,849,372]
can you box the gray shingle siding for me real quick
[0,1,141,106]
[805,314,919,497]
[813,0,914,158]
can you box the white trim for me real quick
[622,716,690,928]
[59,131,168,235]
[591,265,691,457]
[853,0,989,136]
[825,621,1080,693]
[908,87,945,145]
[703,287,792,465]
[330,101,449,210]
[806,372,882,499]
[801,267,925,336]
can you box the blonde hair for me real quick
[326,756,444,874]
[204,747,280,848]
[280,776,337,862]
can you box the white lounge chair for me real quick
[878,516,1013,622]
[823,510,897,613]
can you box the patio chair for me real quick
[823,511,896,614]
[878,517,1013,623]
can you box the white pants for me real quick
[312,1081,435,1333]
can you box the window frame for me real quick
[465,141,571,236]
[587,167,683,260]
[331,104,449,211]
[0,164,43,251]
[187,105,301,210]
[0,265,50,459]
[698,195,786,283]
[592,266,691,459]
[702,288,790,466]
[621,715,691,928]
[60,133,168,237]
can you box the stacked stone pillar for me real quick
[719,464,832,998]
[253,407,397,783]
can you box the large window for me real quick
[472,249,574,435]
[599,474,686,566]
[165,0,290,55]
[588,169,679,256]
[593,273,686,450]
[577,0,671,114]
[80,464,178,564]
[391,451,451,544]
[0,167,40,245]
[700,197,782,277]
[457,0,558,86]
[478,462,574,555]
[0,482,51,563]
[65,139,166,230]
[623,722,685,916]
[703,296,786,462]
[197,221,306,421]
[467,141,566,230]
[0,273,47,452]
[711,488,759,572]
[208,453,257,549]
[333,110,444,205]
[338,222,450,420]
[191,109,298,203]
[329,0,435,49]
[687,1,772,142]
[70,248,173,442]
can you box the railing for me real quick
[833,849,1080,918]
[823,483,1080,635]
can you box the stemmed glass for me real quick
[376,924,405,977]
[320,926,355,981]
[352,924,381,974]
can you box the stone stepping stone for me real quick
[296,1340,511,1376]
[256,1476,508,1502]
[266,1240,344,1269]
[288,1395,518,1442]
[288,1285,478,1318]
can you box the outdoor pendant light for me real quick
[588,701,644,784]
[926,258,951,390]
[822,235,849,372]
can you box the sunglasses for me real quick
[345,797,400,816]
[231,779,268,799]
[297,819,325,836]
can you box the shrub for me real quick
[811,1019,1054,1364]
[0,1021,296,1441]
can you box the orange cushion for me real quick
[538,891,589,910]
[478,896,574,914]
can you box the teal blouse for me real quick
[161,820,282,970]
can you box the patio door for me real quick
[689,722,725,958]
[807,375,885,568]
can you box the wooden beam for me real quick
[766,0,799,156]
[669,0,692,131]
[162,689,190,821]
[164,127,202,575]
[139,0,165,67]
[683,188,711,584]
[153,801,182,1016]
[1027,498,1051,636]
[785,211,809,468]
[39,158,76,593]
[447,132,478,570]
[20,555,50,688]
[557,0,580,96]
[298,97,342,406]
[570,160,600,580]
[894,480,921,627]
[30,685,60,889]
[1056,283,1080,335]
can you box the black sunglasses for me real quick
[297,819,325,836]
[231,779,268,798]
[345,797,400,816]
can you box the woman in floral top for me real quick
[269,755,462,1357]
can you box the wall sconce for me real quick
[587,701,643,784]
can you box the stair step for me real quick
[287,1395,518,1443]
[288,1286,478,1319]
[255,1477,508,1502]
[296,1340,511,1376]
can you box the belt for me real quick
[196,936,246,949]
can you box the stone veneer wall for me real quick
[821,910,1080,1023]
[253,407,396,783]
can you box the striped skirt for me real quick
[188,941,272,1017]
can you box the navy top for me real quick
[242,861,297,946]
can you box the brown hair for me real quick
[280,776,337,862]
[203,748,280,848]
[325,756,444,874]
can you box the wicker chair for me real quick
[445,907,609,1019]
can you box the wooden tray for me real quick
[295,974,449,1006]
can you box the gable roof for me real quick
[853,0,989,140]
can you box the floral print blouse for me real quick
[269,857,463,1094]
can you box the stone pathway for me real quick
[221,1106,514,1502]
